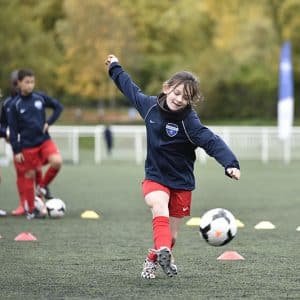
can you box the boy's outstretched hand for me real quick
[105,54,119,67]
[226,168,241,180]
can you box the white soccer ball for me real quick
[199,208,237,246]
[34,196,47,216]
[46,198,66,218]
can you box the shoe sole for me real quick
[157,248,177,277]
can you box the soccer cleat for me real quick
[157,247,178,277]
[0,209,7,217]
[43,186,53,200]
[37,186,53,200]
[11,205,26,216]
[141,258,158,279]
[26,208,46,220]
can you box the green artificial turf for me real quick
[0,160,299,299]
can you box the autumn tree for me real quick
[0,0,63,96]
[56,0,137,104]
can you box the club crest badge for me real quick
[166,123,179,137]
[34,100,43,110]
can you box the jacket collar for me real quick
[157,93,191,121]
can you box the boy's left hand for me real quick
[226,168,240,180]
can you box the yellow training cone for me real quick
[254,221,275,229]
[186,217,201,226]
[81,210,100,219]
[236,219,245,228]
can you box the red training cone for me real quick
[217,251,245,260]
[14,232,37,241]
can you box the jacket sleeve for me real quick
[186,112,240,173]
[7,100,22,154]
[37,92,63,125]
[108,62,156,119]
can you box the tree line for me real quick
[0,0,299,121]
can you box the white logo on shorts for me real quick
[182,207,189,212]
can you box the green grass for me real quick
[0,160,300,299]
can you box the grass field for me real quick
[0,159,300,299]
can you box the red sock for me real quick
[148,251,157,262]
[147,216,172,261]
[148,217,176,261]
[35,168,43,187]
[41,167,60,187]
[22,177,35,212]
[16,177,26,207]
[153,216,172,250]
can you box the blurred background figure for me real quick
[74,107,83,122]
[104,125,113,156]
[97,102,105,122]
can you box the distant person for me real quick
[104,125,113,155]
[8,69,63,219]
[74,107,83,122]
[97,102,105,121]
[105,54,240,279]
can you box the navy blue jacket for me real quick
[0,96,15,138]
[8,91,63,154]
[109,62,240,190]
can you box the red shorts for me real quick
[15,139,59,174]
[142,179,192,218]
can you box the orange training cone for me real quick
[14,232,37,241]
[217,251,245,260]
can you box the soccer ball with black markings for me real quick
[199,208,237,246]
[46,198,66,218]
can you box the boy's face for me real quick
[163,83,189,111]
[18,76,35,96]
